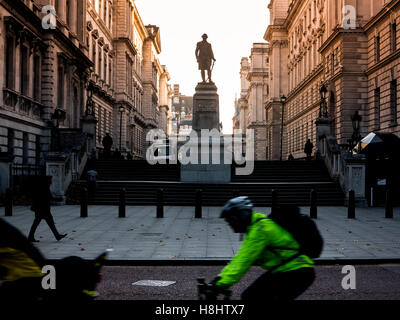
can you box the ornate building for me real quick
[263,0,399,160]
[238,43,270,160]
[0,0,172,199]
[86,0,115,152]
[0,0,91,166]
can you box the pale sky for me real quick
[135,0,270,134]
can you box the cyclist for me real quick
[211,197,316,300]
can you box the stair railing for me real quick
[46,134,90,204]
[318,135,367,206]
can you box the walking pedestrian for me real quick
[28,176,67,242]
[304,139,313,161]
[102,133,113,158]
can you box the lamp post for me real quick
[119,105,124,151]
[319,85,328,118]
[280,95,287,161]
[351,110,362,151]
[85,85,94,116]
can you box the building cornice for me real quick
[113,37,137,55]
[264,25,286,42]
[319,27,364,54]
[285,0,306,30]
[363,0,400,32]
[365,49,400,76]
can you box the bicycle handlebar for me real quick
[197,278,232,301]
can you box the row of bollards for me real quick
[2,186,396,220]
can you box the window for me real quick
[374,87,380,129]
[92,39,96,72]
[390,80,398,124]
[5,36,15,89]
[35,135,41,166]
[104,52,107,81]
[7,128,14,156]
[98,46,102,79]
[391,23,397,52]
[375,35,381,63]
[126,57,132,97]
[23,132,29,165]
[57,65,64,108]
[20,46,29,96]
[33,54,41,101]
[109,57,112,86]
[104,0,107,22]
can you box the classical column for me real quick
[69,0,77,35]
[56,0,67,24]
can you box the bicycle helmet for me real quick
[220,197,253,233]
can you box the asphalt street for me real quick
[96,264,400,300]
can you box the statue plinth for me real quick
[192,83,220,132]
[180,82,231,184]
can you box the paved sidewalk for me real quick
[1,206,400,261]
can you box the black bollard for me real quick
[195,189,202,219]
[385,189,393,219]
[348,190,355,219]
[5,188,13,217]
[157,189,164,218]
[310,189,317,219]
[271,189,278,214]
[119,188,126,218]
[80,187,88,218]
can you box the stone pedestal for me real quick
[181,82,231,183]
[0,152,14,198]
[45,152,70,204]
[180,136,231,184]
[81,114,97,154]
[315,118,331,159]
[192,83,220,132]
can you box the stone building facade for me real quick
[0,0,91,166]
[261,0,399,160]
[0,0,172,165]
[238,43,270,160]
[86,0,115,152]
[0,0,172,198]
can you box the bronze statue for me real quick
[195,34,216,83]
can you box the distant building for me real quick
[171,84,193,137]
[238,44,270,160]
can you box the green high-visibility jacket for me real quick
[216,212,314,289]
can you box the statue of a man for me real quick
[195,34,216,83]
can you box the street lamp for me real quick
[119,105,125,151]
[280,95,287,161]
[319,85,328,118]
[85,85,94,116]
[351,110,362,151]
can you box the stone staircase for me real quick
[68,159,345,207]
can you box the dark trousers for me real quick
[241,267,315,301]
[28,212,61,240]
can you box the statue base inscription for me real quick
[192,83,220,132]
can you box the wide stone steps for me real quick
[70,159,345,207]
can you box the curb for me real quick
[45,257,400,266]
